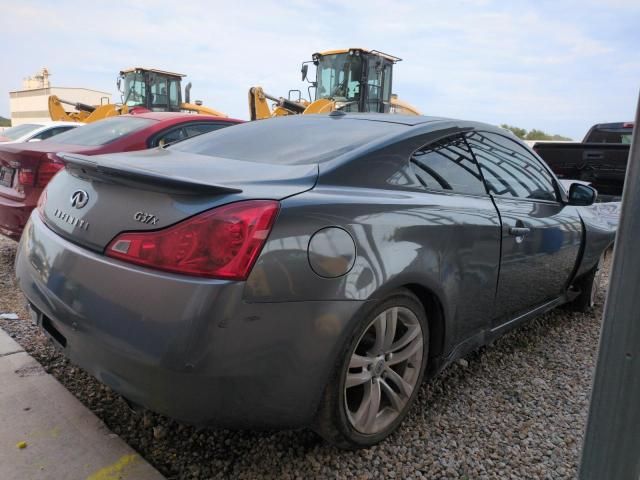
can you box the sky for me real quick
[1,0,638,139]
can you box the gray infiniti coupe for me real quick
[16,113,614,448]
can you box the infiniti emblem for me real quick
[70,190,89,209]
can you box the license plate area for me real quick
[0,166,15,187]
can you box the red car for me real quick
[0,112,242,240]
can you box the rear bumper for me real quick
[0,194,32,240]
[16,213,365,427]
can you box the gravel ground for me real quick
[0,235,609,479]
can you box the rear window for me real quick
[48,117,155,146]
[0,124,42,140]
[171,116,405,164]
[586,127,633,144]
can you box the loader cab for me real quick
[308,49,399,113]
[119,68,184,112]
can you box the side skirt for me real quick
[426,292,574,379]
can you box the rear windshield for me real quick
[586,127,633,144]
[171,116,405,164]
[0,124,42,140]
[48,117,155,146]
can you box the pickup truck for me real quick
[533,122,634,200]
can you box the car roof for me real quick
[168,113,479,168]
[120,67,185,77]
[591,121,634,129]
[41,121,82,127]
[1,121,77,131]
[317,112,451,126]
[125,112,241,123]
[0,122,80,143]
[0,113,242,154]
[324,114,519,141]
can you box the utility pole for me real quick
[579,92,640,479]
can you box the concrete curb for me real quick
[0,327,165,480]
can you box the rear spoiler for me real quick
[59,152,242,195]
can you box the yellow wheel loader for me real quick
[49,67,227,123]
[249,48,420,120]
[48,96,129,123]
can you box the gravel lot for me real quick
[0,234,608,479]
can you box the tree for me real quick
[500,124,572,141]
[525,129,550,140]
[500,124,527,139]
[0,116,10,127]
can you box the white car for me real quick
[0,121,80,144]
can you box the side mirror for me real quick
[301,64,309,82]
[568,183,597,206]
[117,77,121,92]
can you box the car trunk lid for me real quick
[39,148,318,251]
[0,148,50,200]
[0,143,88,200]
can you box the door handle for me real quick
[509,227,530,236]
[583,151,604,161]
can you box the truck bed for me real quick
[534,142,629,199]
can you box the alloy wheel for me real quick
[344,306,424,435]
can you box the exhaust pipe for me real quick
[185,82,192,104]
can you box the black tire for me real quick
[313,289,429,449]
[567,256,604,313]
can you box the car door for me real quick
[465,131,582,324]
[407,133,502,340]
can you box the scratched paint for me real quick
[86,454,138,480]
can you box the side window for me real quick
[183,123,228,139]
[152,127,186,147]
[33,127,74,141]
[409,135,487,196]
[150,76,169,107]
[364,61,383,112]
[466,131,558,201]
[168,79,180,108]
[47,126,76,139]
[32,129,54,141]
[54,126,76,136]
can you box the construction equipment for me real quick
[249,48,420,120]
[48,67,227,123]
[48,96,128,123]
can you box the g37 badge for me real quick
[134,211,159,225]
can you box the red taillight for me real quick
[17,153,64,188]
[18,169,35,186]
[36,154,64,187]
[106,200,280,280]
